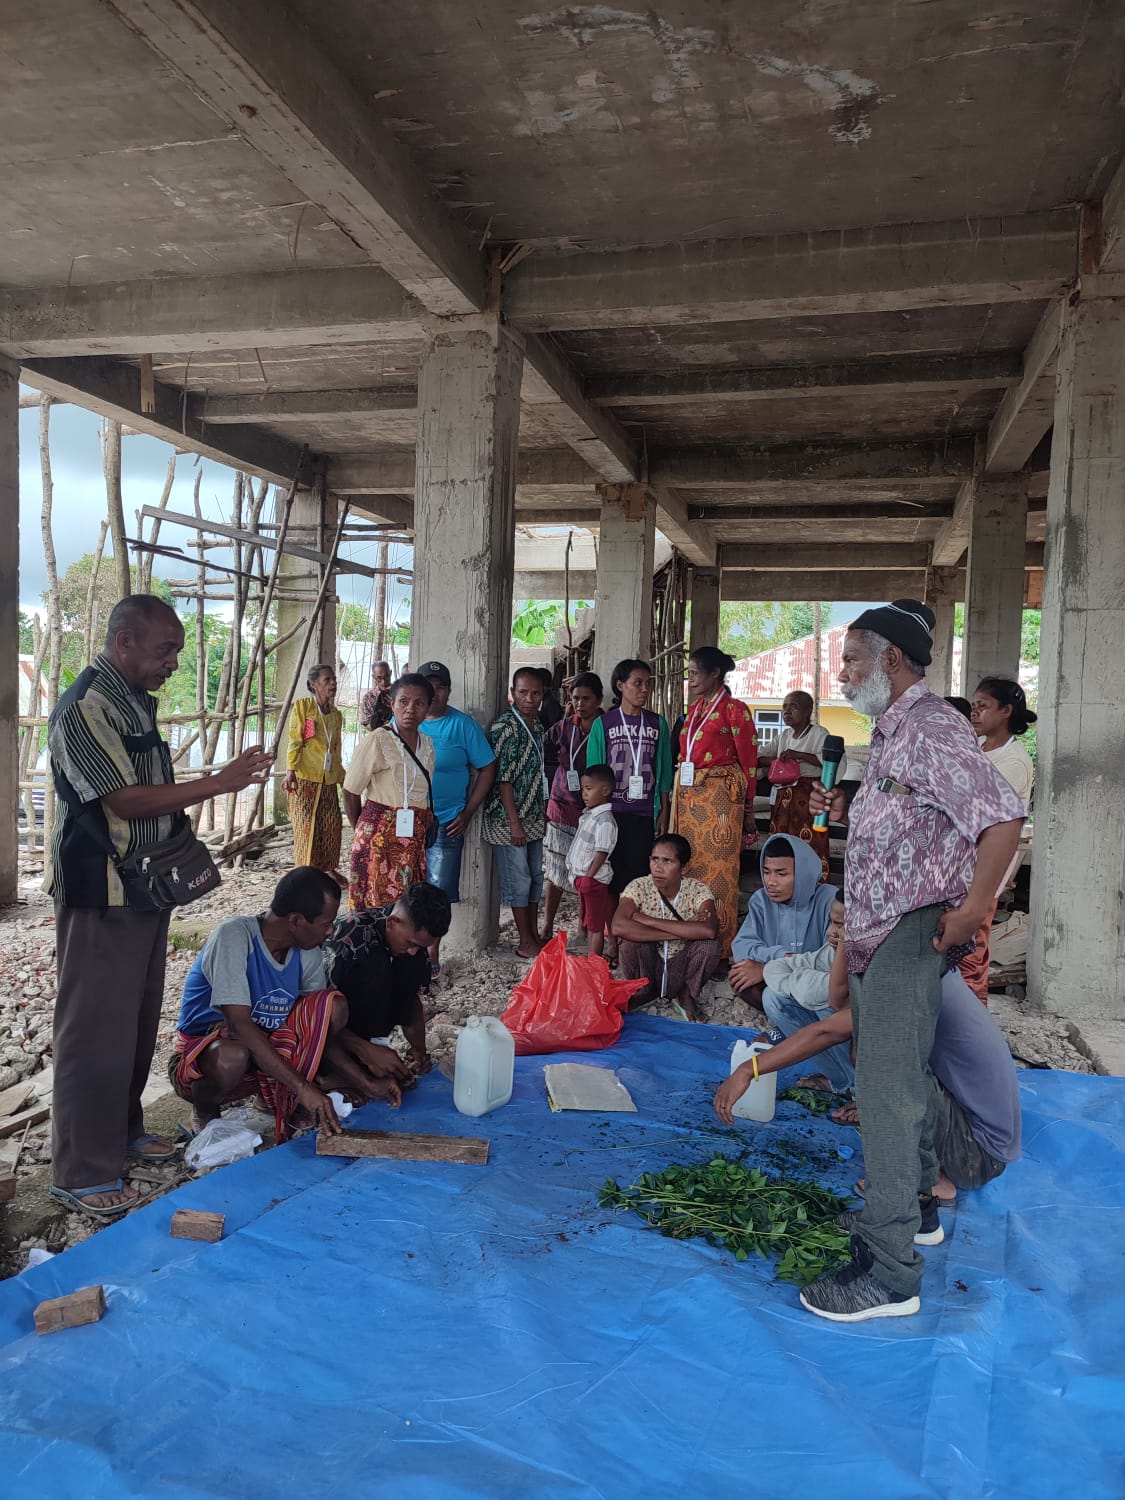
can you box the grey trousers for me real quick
[850,905,944,1298]
[52,904,170,1190]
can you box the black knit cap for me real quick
[849,598,936,667]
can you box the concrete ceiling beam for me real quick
[931,481,976,567]
[983,301,1063,473]
[194,388,418,424]
[690,501,955,523]
[720,570,933,603]
[513,571,598,598]
[344,495,415,530]
[648,441,975,489]
[587,352,1023,407]
[504,211,1078,332]
[99,0,487,314]
[515,509,600,527]
[645,485,717,569]
[722,542,933,571]
[519,333,639,485]
[0,268,424,358]
[331,448,597,494]
[20,356,313,486]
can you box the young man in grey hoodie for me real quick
[760,889,853,1094]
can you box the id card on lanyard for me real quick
[621,710,647,801]
[394,734,419,837]
[681,691,725,788]
[566,721,590,793]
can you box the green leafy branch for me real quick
[598,1155,852,1286]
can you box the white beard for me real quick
[844,665,893,718]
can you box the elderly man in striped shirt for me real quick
[46,595,273,1219]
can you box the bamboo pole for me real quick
[136,451,178,593]
[82,519,110,668]
[223,480,298,839]
[242,501,351,838]
[101,418,131,602]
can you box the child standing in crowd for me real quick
[729,834,836,1008]
[565,765,618,957]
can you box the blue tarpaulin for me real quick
[1,1013,1123,1499]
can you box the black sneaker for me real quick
[800,1237,920,1323]
[836,1192,945,1247]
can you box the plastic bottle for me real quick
[453,1016,515,1117]
[728,1040,777,1123]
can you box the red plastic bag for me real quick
[500,933,648,1055]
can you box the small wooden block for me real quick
[34,1285,106,1335]
[0,1140,19,1206]
[0,1104,50,1141]
[0,1080,35,1119]
[170,1209,225,1242]
[316,1128,489,1165]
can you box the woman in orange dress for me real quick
[671,646,758,955]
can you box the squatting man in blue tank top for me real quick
[168,866,408,1142]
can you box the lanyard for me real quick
[389,721,420,809]
[618,709,647,781]
[569,720,592,769]
[684,690,726,764]
[316,704,335,773]
[513,710,545,778]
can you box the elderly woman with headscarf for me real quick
[283,663,345,875]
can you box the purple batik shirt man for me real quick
[845,682,1027,974]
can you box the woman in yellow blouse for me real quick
[283,664,345,875]
[342,673,436,911]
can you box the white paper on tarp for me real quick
[543,1063,637,1113]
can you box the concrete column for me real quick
[273,484,334,822]
[411,321,524,952]
[689,568,721,654]
[0,357,18,905]
[592,484,655,687]
[1029,291,1125,1037]
[925,565,961,696]
[962,474,1027,693]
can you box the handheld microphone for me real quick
[812,736,846,831]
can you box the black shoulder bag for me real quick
[382,727,440,849]
[53,730,221,911]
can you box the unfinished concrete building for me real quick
[1,2,1123,1056]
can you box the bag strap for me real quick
[381,727,434,813]
[659,891,686,923]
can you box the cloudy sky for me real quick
[16,392,413,631]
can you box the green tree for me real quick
[789,602,816,639]
[717,601,809,662]
[336,601,372,641]
[512,599,591,647]
[18,612,35,654]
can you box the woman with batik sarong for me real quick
[343,675,435,912]
[671,646,758,956]
[283,664,345,875]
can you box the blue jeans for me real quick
[762,986,855,1094]
[426,824,465,903]
[493,840,544,909]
